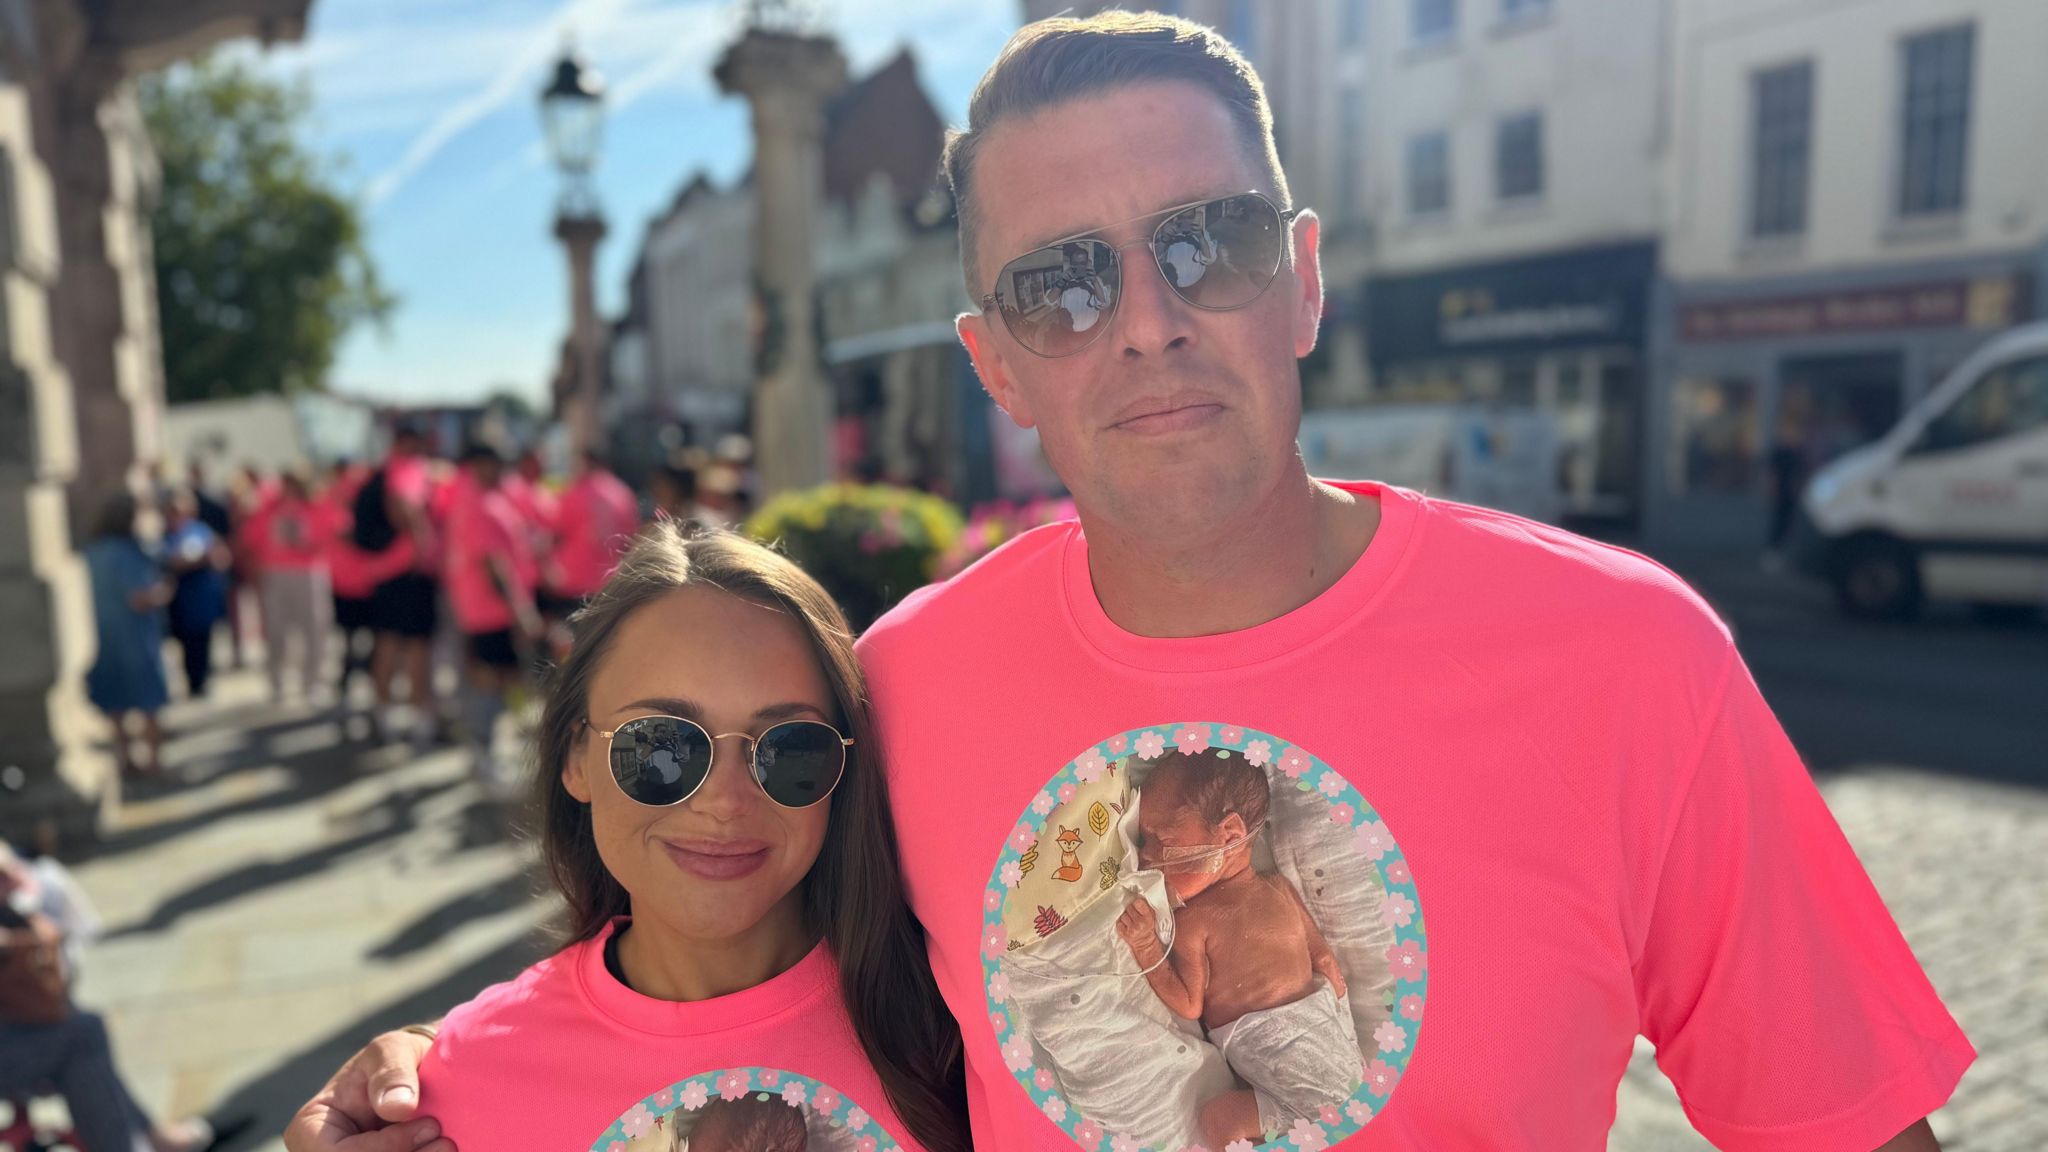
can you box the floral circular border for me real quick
[980,723,1429,1151]
[586,1066,901,1152]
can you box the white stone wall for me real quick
[1665,0,2048,281]
[641,182,754,430]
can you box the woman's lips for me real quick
[661,838,772,881]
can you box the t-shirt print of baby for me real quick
[982,724,1428,1151]
[595,1068,902,1152]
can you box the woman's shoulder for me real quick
[428,943,593,1080]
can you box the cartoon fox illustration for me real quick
[1052,826,1085,882]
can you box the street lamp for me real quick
[540,45,608,455]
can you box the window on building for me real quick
[1340,86,1366,221]
[1408,131,1451,217]
[1750,61,1813,237]
[1916,356,2048,453]
[1501,0,1548,21]
[1413,0,1455,44]
[1671,377,1760,496]
[1341,0,1368,49]
[1495,111,1544,202]
[1898,23,1974,218]
[1227,0,1256,55]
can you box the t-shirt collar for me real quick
[577,917,837,1037]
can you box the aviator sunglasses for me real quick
[979,191,1303,358]
[584,715,851,809]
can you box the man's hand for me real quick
[1115,898,1164,965]
[283,1030,452,1152]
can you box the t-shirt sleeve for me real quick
[1632,653,1973,1152]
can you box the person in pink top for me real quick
[324,460,385,707]
[287,525,968,1152]
[289,13,1968,1152]
[362,425,443,747]
[542,450,642,634]
[442,443,541,791]
[240,467,337,704]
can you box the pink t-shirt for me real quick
[242,495,334,572]
[418,919,927,1152]
[444,483,534,634]
[856,482,1972,1152]
[551,469,642,598]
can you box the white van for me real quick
[1298,403,1565,524]
[1796,321,2048,619]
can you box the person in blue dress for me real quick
[83,493,172,776]
[163,488,231,699]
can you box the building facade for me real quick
[1649,0,2048,554]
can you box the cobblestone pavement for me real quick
[50,584,2048,1150]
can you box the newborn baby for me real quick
[1116,748,1359,1147]
[676,1095,807,1152]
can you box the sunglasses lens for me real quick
[995,239,1120,357]
[609,716,712,806]
[1153,194,1286,310]
[753,721,846,808]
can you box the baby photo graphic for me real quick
[597,1069,900,1152]
[983,724,1428,1151]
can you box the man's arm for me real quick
[283,1029,454,1152]
[1876,1119,1940,1151]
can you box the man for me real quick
[442,443,542,794]
[285,14,1967,1152]
[361,425,443,746]
[539,449,641,643]
[240,467,338,705]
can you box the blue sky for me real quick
[250,0,1016,406]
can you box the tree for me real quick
[142,55,394,403]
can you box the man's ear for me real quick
[1289,208,1325,359]
[958,311,1036,429]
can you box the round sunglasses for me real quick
[584,715,851,810]
[978,191,1303,359]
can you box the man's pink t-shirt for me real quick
[443,483,534,634]
[551,469,642,598]
[419,919,928,1152]
[855,482,1972,1152]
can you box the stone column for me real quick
[715,30,846,498]
[555,213,607,454]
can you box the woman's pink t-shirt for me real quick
[856,482,1972,1152]
[419,920,927,1152]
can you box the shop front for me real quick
[1648,250,2040,557]
[1364,241,1659,528]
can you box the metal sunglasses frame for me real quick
[978,190,1305,359]
[583,714,853,810]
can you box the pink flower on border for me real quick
[654,1087,674,1108]
[1374,1020,1409,1053]
[1134,730,1166,759]
[813,1086,842,1115]
[1000,860,1024,888]
[1226,1141,1256,1152]
[1172,725,1212,755]
[1364,1058,1401,1096]
[1001,1034,1033,1072]
[1286,1118,1328,1151]
[1277,746,1311,778]
[759,1070,781,1088]
[1034,1067,1056,1090]
[1075,748,1108,782]
[1318,1104,1341,1125]
[1032,790,1056,816]
[1387,939,1428,982]
[609,1143,624,1152]
[621,1104,654,1139]
[1041,1096,1068,1122]
[1074,1119,1105,1149]
[989,972,1012,1003]
[679,1081,709,1110]
[1385,859,1411,885]
[1181,1145,1213,1152]
[716,1070,749,1101]
[781,1082,808,1108]
[983,925,1009,957]
[1346,1098,1374,1125]
[1316,770,1345,798]
[1400,993,1425,1021]
[1010,822,1039,853]
[846,1107,871,1131]
[1112,1135,1139,1152]
[1219,726,1244,745]
[1243,739,1273,767]
[858,1138,878,1152]
[1353,820,1394,860]
[1107,734,1130,754]
[1381,891,1416,928]
[1058,782,1078,803]
[1328,803,1355,825]
[985,888,1004,912]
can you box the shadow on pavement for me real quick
[365,870,547,962]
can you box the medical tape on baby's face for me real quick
[1138,819,1267,875]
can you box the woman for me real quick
[380,524,965,1151]
[163,488,231,699]
[83,493,171,776]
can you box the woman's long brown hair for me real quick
[533,521,967,1152]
